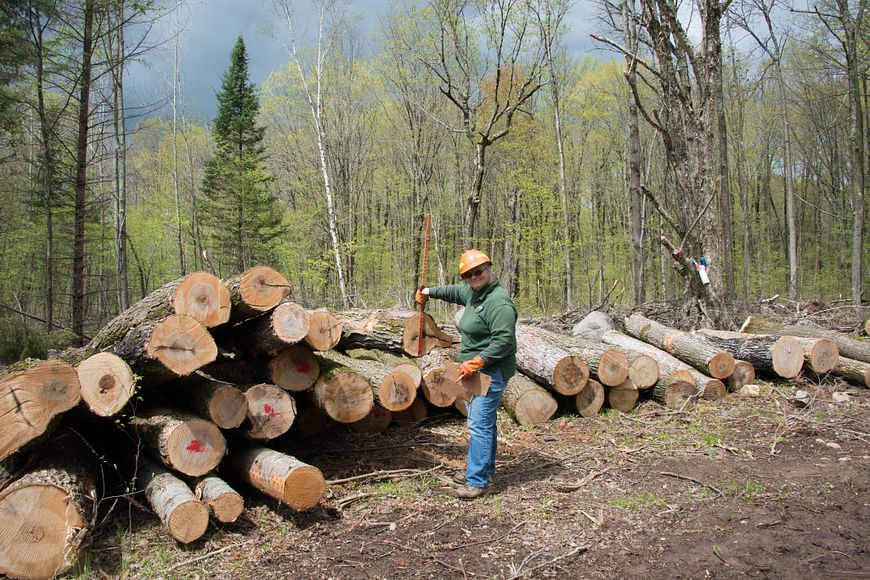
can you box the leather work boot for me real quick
[452,471,493,486]
[451,485,488,500]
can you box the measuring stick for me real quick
[416,214,431,357]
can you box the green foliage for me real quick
[0,317,78,364]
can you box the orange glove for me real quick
[415,285,429,306]
[457,356,485,380]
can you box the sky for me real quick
[126,0,604,121]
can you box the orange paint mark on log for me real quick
[264,404,279,418]
[187,439,205,452]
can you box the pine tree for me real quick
[201,36,282,274]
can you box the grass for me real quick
[726,477,765,501]
[608,491,668,510]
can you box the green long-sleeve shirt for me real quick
[428,280,518,380]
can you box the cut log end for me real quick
[315,372,374,423]
[402,312,455,356]
[242,384,297,440]
[145,315,218,377]
[77,352,135,417]
[652,375,696,410]
[707,352,736,379]
[270,346,320,392]
[597,348,629,386]
[206,385,248,429]
[727,361,756,392]
[239,266,292,311]
[167,499,210,544]
[166,418,226,476]
[575,379,604,417]
[806,339,839,374]
[771,336,804,379]
[195,477,244,524]
[393,397,428,424]
[378,371,417,412]
[503,374,557,426]
[627,354,659,389]
[0,485,88,579]
[552,355,589,395]
[282,465,326,510]
[271,302,311,344]
[701,379,727,401]
[305,311,344,352]
[607,387,639,413]
[421,369,456,407]
[172,272,231,327]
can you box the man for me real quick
[416,249,518,499]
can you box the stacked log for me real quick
[237,383,297,440]
[574,379,605,417]
[224,266,292,322]
[318,350,417,412]
[600,330,660,389]
[136,455,209,544]
[740,316,870,363]
[515,325,589,396]
[502,374,558,426]
[194,475,245,524]
[129,406,226,477]
[534,328,629,387]
[694,328,821,378]
[76,352,135,417]
[226,443,325,510]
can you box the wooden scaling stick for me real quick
[416,214,432,357]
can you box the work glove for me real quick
[415,285,429,306]
[457,356,485,380]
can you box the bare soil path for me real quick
[80,377,870,579]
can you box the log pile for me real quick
[2,264,866,578]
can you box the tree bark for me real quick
[0,429,98,579]
[502,373,558,426]
[214,300,310,356]
[76,351,135,417]
[515,325,589,395]
[318,350,416,412]
[337,308,457,355]
[226,442,325,510]
[537,328,629,387]
[129,406,226,477]
[625,313,735,379]
[694,328,804,378]
[740,316,870,364]
[193,475,244,524]
[168,375,248,429]
[822,356,870,388]
[0,360,81,461]
[136,455,208,544]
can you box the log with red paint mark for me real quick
[237,383,297,440]
[128,406,226,477]
[269,345,320,392]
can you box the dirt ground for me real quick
[77,374,870,580]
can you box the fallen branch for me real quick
[326,465,442,486]
[660,470,724,498]
[161,539,256,574]
[506,544,589,579]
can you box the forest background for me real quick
[0,0,866,360]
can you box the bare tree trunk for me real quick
[623,0,644,306]
[716,47,734,300]
[73,0,95,343]
[172,2,185,278]
[463,141,487,245]
[112,1,129,312]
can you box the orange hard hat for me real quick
[459,249,492,276]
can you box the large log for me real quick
[727,360,756,392]
[136,456,209,544]
[0,429,98,579]
[214,301,311,357]
[337,308,457,356]
[501,373,558,426]
[129,406,226,477]
[575,379,605,417]
[304,310,345,352]
[793,337,839,374]
[99,314,218,383]
[822,356,870,388]
[269,345,320,391]
[418,347,459,407]
[237,383,297,440]
[693,329,805,379]
[651,374,697,410]
[740,315,870,364]
[571,311,615,340]
[600,330,661,388]
[607,386,639,413]
[76,352,135,417]
[535,329,629,387]
[193,475,244,524]
[310,356,374,423]
[0,360,81,461]
[318,350,417,412]
[226,443,325,510]
[223,266,292,322]
[625,313,735,379]
[345,349,423,386]
[515,325,589,396]
[168,375,248,429]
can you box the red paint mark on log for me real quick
[297,362,310,374]
[187,439,205,453]
[264,404,279,418]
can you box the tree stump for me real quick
[0,429,98,579]
[193,475,244,524]
[625,313,735,379]
[76,352,135,417]
[224,266,292,322]
[740,315,870,364]
[575,379,605,417]
[515,325,589,395]
[694,329,805,379]
[129,406,226,477]
[502,373,558,426]
[136,456,209,544]
[226,443,325,510]
[310,356,373,423]
[0,360,81,461]
[237,383,297,440]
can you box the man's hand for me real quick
[415,285,429,306]
[457,356,485,381]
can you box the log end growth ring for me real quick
[244,384,297,440]
[598,348,629,386]
[575,379,605,417]
[378,372,417,412]
[708,352,736,379]
[77,352,135,417]
[167,419,226,476]
[166,499,210,544]
[282,465,326,510]
[270,346,320,392]
[146,315,218,377]
[173,272,231,327]
[0,485,87,579]
[208,386,248,429]
[628,354,659,389]
[771,336,804,379]
[305,311,345,352]
[273,302,311,344]
[808,339,839,374]
[239,267,292,311]
[320,372,374,423]
[421,369,456,407]
[552,355,589,395]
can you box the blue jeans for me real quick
[465,368,506,488]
